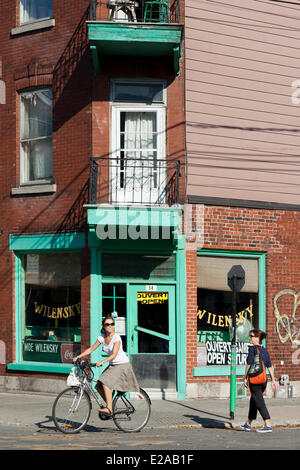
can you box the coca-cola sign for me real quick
[61,343,81,363]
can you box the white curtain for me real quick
[124,112,156,160]
[20,0,51,24]
[21,89,52,181]
[122,112,157,192]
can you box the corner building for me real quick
[1,1,300,400]
[0,0,187,399]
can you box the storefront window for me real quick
[197,256,259,367]
[22,253,81,363]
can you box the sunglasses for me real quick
[104,322,114,326]
[249,335,256,338]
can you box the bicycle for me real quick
[52,360,151,434]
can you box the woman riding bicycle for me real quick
[73,315,139,417]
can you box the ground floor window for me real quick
[197,255,259,367]
[22,253,81,363]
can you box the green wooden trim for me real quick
[86,205,182,229]
[135,325,171,341]
[7,362,72,374]
[173,46,181,76]
[9,232,85,251]
[90,44,100,74]
[15,254,23,362]
[87,23,183,58]
[102,277,176,284]
[193,365,270,377]
[258,254,266,336]
[176,234,186,399]
[193,365,247,377]
[90,248,102,365]
[197,249,265,257]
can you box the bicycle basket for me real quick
[67,367,80,386]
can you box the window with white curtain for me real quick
[20,88,53,183]
[20,0,52,25]
[110,80,166,203]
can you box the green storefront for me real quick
[8,205,187,399]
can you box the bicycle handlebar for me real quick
[73,359,97,368]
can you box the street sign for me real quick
[227,265,245,292]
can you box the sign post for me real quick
[227,265,245,420]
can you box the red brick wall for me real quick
[0,1,92,379]
[186,205,300,384]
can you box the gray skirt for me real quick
[98,362,140,392]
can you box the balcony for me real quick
[87,0,183,75]
[86,157,182,242]
[88,156,180,205]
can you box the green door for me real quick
[128,284,176,389]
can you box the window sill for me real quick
[193,366,246,377]
[7,362,71,374]
[11,18,55,36]
[11,184,56,196]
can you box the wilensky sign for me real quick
[197,341,250,366]
[23,340,80,363]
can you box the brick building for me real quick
[184,0,300,398]
[0,0,186,398]
[1,1,300,400]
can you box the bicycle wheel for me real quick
[52,387,91,434]
[112,388,151,433]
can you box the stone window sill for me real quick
[11,18,55,36]
[11,183,56,196]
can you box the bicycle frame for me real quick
[75,374,104,409]
[73,363,123,412]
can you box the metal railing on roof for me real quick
[89,0,181,24]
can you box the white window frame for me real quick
[19,87,53,185]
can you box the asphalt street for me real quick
[1,391,300,454]
[0,422,299,452]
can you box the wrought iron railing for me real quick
[89,157,180,205]
[89,0,181,24]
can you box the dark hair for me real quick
[250,329,267,344]
[101,315,114,335]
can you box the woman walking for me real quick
[241,329,276,433]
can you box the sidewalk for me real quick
[0,391,300,430]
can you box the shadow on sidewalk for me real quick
[164,400,232,429]
[34,415,120,434]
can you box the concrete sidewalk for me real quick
[0,391,300,431]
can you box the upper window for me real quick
[20,87,53,184]
[111,80,166,104]
[20,0,52,25]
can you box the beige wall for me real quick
[185,0,300,206]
